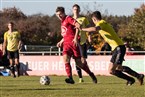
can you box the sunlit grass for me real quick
[0,76,144,97]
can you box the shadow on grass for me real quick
[1,87,82,91]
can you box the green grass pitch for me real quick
[0,76,144,97]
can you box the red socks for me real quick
[65,63,72,78]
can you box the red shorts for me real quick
[63,42,81,59]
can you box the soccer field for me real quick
[0,76,144,97]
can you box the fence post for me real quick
[58,47,61,56]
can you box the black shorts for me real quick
[110,45,126,65]
[79,43,88,58]
[7,50,19,59]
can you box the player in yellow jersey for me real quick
[81,11,144,86]
[72,4,91,83]
[3,22,21,78]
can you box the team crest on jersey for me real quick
[61,26,67,37]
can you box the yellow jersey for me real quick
[95,20,124,51]
[4,31,21,51]
[76,17,89,45]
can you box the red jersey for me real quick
[61,15,77,43]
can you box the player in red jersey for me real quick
[56,6,97,84]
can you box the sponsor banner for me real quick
[20,55,145,76]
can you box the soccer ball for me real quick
[40,76,50,85]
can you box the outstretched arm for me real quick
[82,26,101,33]
[74,22,81,31]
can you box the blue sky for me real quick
[0,0,144,16]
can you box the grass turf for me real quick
[0,75,145,97]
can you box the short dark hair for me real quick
[73,4,80,9]
[91,11,102,20]
[8,22,14,26]
[56,7,65,13]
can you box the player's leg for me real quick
[75,65,83,83]
[119,45,144,85]
[110,45,135,85]
[7,51,16,78]
[77,57,89,83]
[63,54,75,84]
[121,66,144,85]
[62,43,75,84]
[14,50,20,77]
[80,43,89,82]
[76,44,88,83]
[73,43,97,83]
[75,58,97,83]
[9,59,16,78]
[15,58,20,77]
[109,63,135,86]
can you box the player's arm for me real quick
[3,34,7,55]
[74,22,81,31]
[87,33,92,43]
[73,21,81,46]
[18,33,22,50]
[67,16,81,30]
[67,17,80,46]
[82,26,101,33]
[72,28,79,46]
[57,38,64,48]
[83,18,93,43]
[18,40,22,50]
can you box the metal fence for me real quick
[19,45,145,56]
